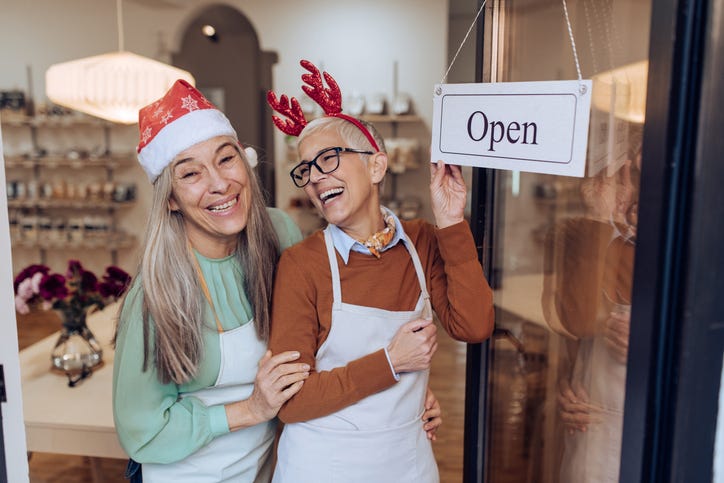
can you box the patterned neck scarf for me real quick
[359,209,397,258]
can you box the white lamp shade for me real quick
[592,60,649,125]
[46,51,195,125]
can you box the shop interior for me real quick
[2,0,474,481]
[2,0,650,482]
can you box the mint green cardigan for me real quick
[113,208,302,464]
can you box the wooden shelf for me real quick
[1,115,114,128]
[4,154,135,169]
[359,114,421,123]
[11,234,136,250]
[4,114,137,265]
[8,199,135,210]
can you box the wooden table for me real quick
[493,273,547,326]
[19,303,127,461]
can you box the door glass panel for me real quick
[485,1,650,482]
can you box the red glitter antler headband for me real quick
[266,60,380,152]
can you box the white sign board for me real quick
[431,80,592,177]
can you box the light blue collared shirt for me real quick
[326,207,408,265]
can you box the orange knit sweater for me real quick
[268,219,494,423]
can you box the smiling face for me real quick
[298,128,387,240]
[168,135,251,258]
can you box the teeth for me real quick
[208,198,237,212]
[320,188,344,203]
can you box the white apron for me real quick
[142,256,275,483]
[561,298,626,483]
[560,234,632,482]
[273,227,439,483]
[559,334,626,483]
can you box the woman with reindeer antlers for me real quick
[267,60,495,483]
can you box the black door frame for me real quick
[462,1,491,481]
[463,0,721,481]
[620,0,722,481]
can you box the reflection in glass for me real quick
[484,1,650,482]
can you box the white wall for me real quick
[1,0,447,122]
[1,0,449,268]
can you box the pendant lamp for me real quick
[591,60,648,124]
[45,0,194,125]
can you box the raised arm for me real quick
[426,160,495,342]
[430,160,466,229]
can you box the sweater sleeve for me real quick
[268,248,397,423]
[112,282,229,464]
[427,220,495,342]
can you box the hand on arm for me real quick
[422,387,442,441]
[270,248,400,423]
[557,378,602,434]
[430,160,466,229]
[225,350,309,431]
[604,310,630,364]
[386,318,438,373]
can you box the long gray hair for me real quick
[121,145,280,384]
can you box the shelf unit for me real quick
[2,114,137,266]
[363,114,424,218]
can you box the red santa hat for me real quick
[136,79,257,182]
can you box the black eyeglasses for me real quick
[289,147,374,188]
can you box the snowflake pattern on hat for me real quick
[136,79,240,182]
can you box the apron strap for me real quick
[323,226,432,319]
[188,243,225,333]
[323,227,343,310]
[403,233,433,320]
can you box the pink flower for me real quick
[39,274,68,301]
[66,260,83,279]
[104,266,131,285]
[14,261,130,316]
[80,270,98,292]
[14,295,30,314]
[13,264,49,292]
[30,271,43,294]
[16,278,34,302]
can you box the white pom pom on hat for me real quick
[244,146,258,168]
[137,80,256,182]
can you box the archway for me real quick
[173,4,278,202]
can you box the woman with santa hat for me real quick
[112,79,309,482]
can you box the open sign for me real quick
[431,80,591,177]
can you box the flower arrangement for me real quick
[14,260,131,328]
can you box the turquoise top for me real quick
[112,208,302,464]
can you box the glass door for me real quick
[478,1,651,481]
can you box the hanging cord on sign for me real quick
[439,1,487,85]
[561,0,583,83]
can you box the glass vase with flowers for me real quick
[14,260,131,374]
